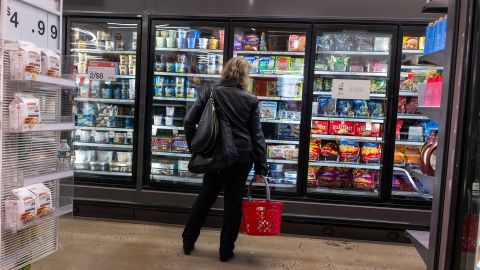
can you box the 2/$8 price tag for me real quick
[88,61,116,81]
[4,0,60,51]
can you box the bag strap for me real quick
[247,177,271,201]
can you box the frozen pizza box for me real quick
[259,101,278,119]
[9,93,41,132]
[276,123,300,140]
[311,120,329,135]
[27,183,53,217]
[329,121,355,136]
[5,187,38,230]
[5,40,41,80]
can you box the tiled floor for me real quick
[34,218,426,270]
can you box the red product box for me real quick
[311,120,329,134]
[354,122,382,137]
[329,121,355,136]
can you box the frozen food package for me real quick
[277,76,302,97]
[288,35,306,52]
[334,168,352,188]
[371,79,387,93]
[290,57,304,72]
[268,145,297,160]
[244,34,260,51]
[275,56,292,74]
[9,93,41,131]
[318,167,337,187]
[315,56,329,71]
[329,121,355,135]
[5,187,37,229]
[233,33,243,50]
[361,143,382,163]
[254,79,277,96]
[151,136,173,151]
[317,97,336,115]
[6,40,42,79]
[394,145,406,164]
[308,166,320,180]
[27,183,53,217]
[314,77,323,92]
[309,139,321,161]
[357,35,374,51]
[276,123,300,140]
[258,56,276,74]
[398,96,407,114]
[320,141,339,158]
[311,120,329,135]
[408,126,424,141]
[405,97,418,114]
[352,169,375,190]
[374,37,391,52]
[339,140,360,162]
[372,60,388,73]
[332,33,346,51]
[317,34,335,51]
[259,101,278,119]
[344,33,358,51]
[337,100,354,116]
[353,100,369,116]
[245,56,260,74]
[368,100,384,117]
[403,36,419,50]
[354,122,382,137]
[278,110,301,121]
[328,55,349,72]
[405,146,422,164]
[348,57,365,72]
[41,49,61,78]
[323,78,333,92]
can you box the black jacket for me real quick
[184,79,268,176]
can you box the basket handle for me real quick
[247,176,271,201]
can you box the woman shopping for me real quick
[182,57,268,262]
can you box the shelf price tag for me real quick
[87,61,116,81]
[365,120,373,131]
[332,79,371,100]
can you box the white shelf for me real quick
[250,74,303,79]
[256,96,302,101]
[75,126,134,132]
[154,72,221,78]
[267,159,298,164]
[9,73,76,88]
[71,48,136,54]
[251,182,294,188]
[312,91,386,99]
[261,119,300,124]
[116,75,136,79]
[152,125,184,131]
[396,140,425,146]
[74,97,135,105]
[314,71,388,77]
[75,170,131,177]
[9,122,75,133]
[397,114,429,120]
[401,65,443,70]
[73,142,133,149]
[308,187,379,196]
[235,50,304,56]
[311,116,384,123]
[153,96,196,102]
[151,174,203,184]
[155,47,223,53]
[265,139,299,145]
[403,50,424,54]
[152,151,191,158]
[399,90,418,96]
[10,205,73,232]
[309,161,381,170]
[23,170,74,186]
[311,134,384,143]
[317,50,389,56]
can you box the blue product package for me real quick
[337,100,354,116]
[368,100,384,117]
[433,20,439,52]
[276,123,299,140]
[441,16,447,50]
[425,25,431,54]
[424,120,439,136]
[244,56,259,74]
[353,99,369,116]
[259,101,278,119]
[317,96,336,115]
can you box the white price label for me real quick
[365,120,372,131]
[87,61,116,81]
[332,79,371,100]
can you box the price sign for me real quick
[2,0,61,51]
[88,61,116,81]
[332,79,371,100]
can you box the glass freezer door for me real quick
[232,24,308,193]
[307,27,393,197]
[69,19,140,184]
[148,22,226,187]
[392,27,442,201]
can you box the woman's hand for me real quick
[254,174,266,183]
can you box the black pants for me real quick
[182,151,253,252]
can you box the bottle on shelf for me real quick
[58,139,72,171]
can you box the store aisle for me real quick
[34,218,425,270]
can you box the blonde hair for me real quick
[221,57,250,88]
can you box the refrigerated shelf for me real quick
[397,114,430,120]
[311,134,384,142]
[234,50,304,56]
[70,48,136,54]
[266,159,298,164]
[116,75,136,79]
[317,51,390,56]
[307,187,379,196]
[401,65,443,70]
[75,126,134,132]
[256,96,302,101]
[23,170,74,187]
[402,50,424,54]
[75,170,131,177]
[312,91,387,99]
[153,72,221,78]
[74,97,135,105]
[153,97,196,102]
[250,74,303,79]
[399,90,418,96]
[10,72,77,88]
[152,152,191,158]
[9,122,75,133]
[151,174,203,184]
[265,139,299,145]
[73,142,133,149]
[260,119,300,124]
[417,106,441,123]
[311,116,384,123]
[152,125,184,131]
[309,161,381,170]
[314,71,388,77]
[396,140,425,146]
[155,47,223,53]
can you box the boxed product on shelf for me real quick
[152,136,173,151]
[374,37,390,52]
[335,168,353,188]
[403,36,419,50]
[244,34,260,51]
[394,145,406,164]
[27,183,53,217]
[352,169,375,190]
[337,100,354,116]
[9,93,41,131]
[405,146,422,165]
[361,143,382,163]
[371,79,387,93]
[408,126,424,141]
[275,56,292,74]
[151,161,176,176]
[328,55,349,71]
[329,121,355,135]
[245,56,260,74]
[339,141,360,162]
[5,187,37,229]
[288,35,306,52]
[368,100,384,117]
[276,123,300,140]
[171,136,189,153]
[353,100,369,116]
[41,49,61,78]
[318,167,337,187]
[309,139,321,160]
[311,120,329,134]
[354,122,382,137]
[6,40,42,79]
[357,35,375,51]
[259,101,278,119]
[278,110,301,121]
[290,58,305,72]
[254,79,277,96]
[317,97,336,115]
[320,141,339,159]
[258,56,276,74]
[268,145,298,160]
[277,76,302,97]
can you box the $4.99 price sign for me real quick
[3,0,60,51]
[88,61,116,81]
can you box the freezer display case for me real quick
[232,24,308,193]
[307,26,394,197]
[68,19,140,184]
[391,26,442,201]
[147,21,226,187]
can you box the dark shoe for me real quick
[183,244,194,255]
[219,250,234,262]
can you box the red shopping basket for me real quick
[241,177,283,236]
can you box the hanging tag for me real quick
[365,120,373,131]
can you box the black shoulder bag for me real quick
[188,88,239,174]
